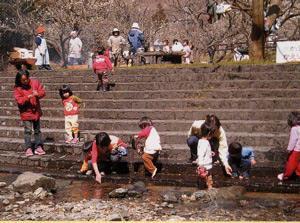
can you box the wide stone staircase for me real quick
[0,64,299,192]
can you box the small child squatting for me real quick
[59,85,82,144]
[80,132,128,183]
[134,117,162,178]
[196,122,213,189]
[228,142,256,180]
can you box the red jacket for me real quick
[87,136,127,164]
[62,96,81,116]
[92,55,113,73]
[14,79,45,121]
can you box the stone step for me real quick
[0,136,286,165]
[2,88,300,100]
[1,97,300,110]
[1,106,298,121]
[0,149,294,192]
[0,149,286,176]
[3,79,300,91]
[0,116,289,133]
[0,126,289,146]
[2,70,300,82]
[1,63,299,77]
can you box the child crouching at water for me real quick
[196,122,213,189]
[80,132,128,183]
[133,117,162,178]
[59,85,82,144]
[228,142,256,180]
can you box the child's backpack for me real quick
[83,140,93,153]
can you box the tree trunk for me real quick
[250,0,265,60]
[60,34,67,67]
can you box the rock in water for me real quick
[11,172,56,193]
[107,213,122,221]
[0,182,7,188]
[2,199,10,205]
[108,188,128,198]
[127,190,142,198]
[215,186,246,200]
[167,216,186,221]
[190,190,206,201]
[132,181,147,193]
[161,191,179,203]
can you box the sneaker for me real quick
[151,168,158,179]
[34,146,46,155]
[277,173,284,181]
[71,138,79,144]
[25,148,34,157]
[86,170,93,176]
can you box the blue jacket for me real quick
[128,28,144,53]
[228,147,255,161]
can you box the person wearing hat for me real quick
[68,31,83,65]
[128,22,144,57]
[107,28,126,67]
[34,25,52,70]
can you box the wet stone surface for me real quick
[0,172,299,221]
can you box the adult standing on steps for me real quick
[187,114,232,176]
[14,70,46,157]
[34,25,52,71]
[68,31,83,65]
[107,28,126,67]
[128,22,144,65]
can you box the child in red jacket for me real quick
[92,47,113,92]
[14,70,46,156]
[59,85,82,144]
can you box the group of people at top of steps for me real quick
[13,65,300,187]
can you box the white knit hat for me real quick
[70,31,77,36]
[112,28,119,32]
[132,22,140,29]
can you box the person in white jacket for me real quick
[68,31,83,65]
[34,25,52,70]
[196,122,213,189]
[134,117,162,178]
[187,114,232,176]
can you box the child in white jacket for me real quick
[135,116,162,178]
[197,122,213,189]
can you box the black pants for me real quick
[187,135,199,161]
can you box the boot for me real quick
[96,83,103,91]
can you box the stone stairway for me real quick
[0,64,300,192]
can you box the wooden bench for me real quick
[137,52,185,65]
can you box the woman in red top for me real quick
[14,70,46,156]
[92,47,113,92]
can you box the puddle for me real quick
[0,172,299,204]
[54,180,123,202]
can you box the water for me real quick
[0,172,299,221]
